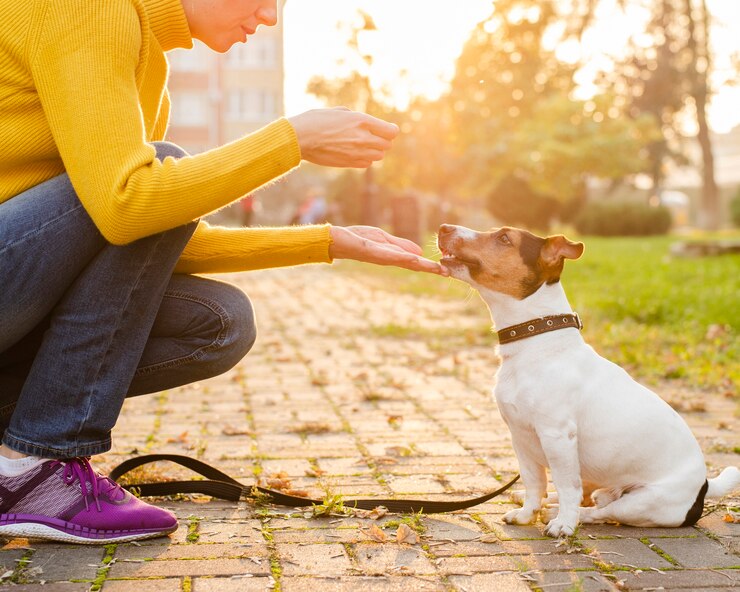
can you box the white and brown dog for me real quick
[437,223,740,537]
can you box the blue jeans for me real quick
[0,143,256,458]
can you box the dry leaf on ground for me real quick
[285,489,310,498]
[365,523,388,542]
[353,506,388,520]
[222,425,253,436]
[396,523,419,545]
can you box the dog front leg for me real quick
[538,425,582,537]
[503,436,547,525]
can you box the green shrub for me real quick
[487,174,586,232]
[731,188,740,228]
[574,201,671,236]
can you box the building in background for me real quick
[165,5,285,155]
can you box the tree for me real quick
[597,0,720,228]
[446,0,659,228]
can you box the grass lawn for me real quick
[340,233,739,397]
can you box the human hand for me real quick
[329,226,449,275]
[288,107,399,168]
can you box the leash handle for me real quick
[109,454,520,513]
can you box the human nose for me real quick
[257,1,278,26]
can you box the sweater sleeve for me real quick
[175,222,334,274]
[29,0,301,246]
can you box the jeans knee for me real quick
[215,284,256,372]
[152,141,189,161]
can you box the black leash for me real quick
[110,454,519,514]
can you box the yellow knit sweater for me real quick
[0,0,332,273]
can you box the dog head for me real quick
[437,224,584,300]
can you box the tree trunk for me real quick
[695,87,719,230]
[686,0,719,230]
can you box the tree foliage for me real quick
[445,0,659,227]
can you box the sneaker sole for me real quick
[0,515,177,544]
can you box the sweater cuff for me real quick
[175,222,333,274]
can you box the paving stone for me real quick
[353,543,437,575]
[528,570,621,592]
[585,537,675,569]
[114,542,267,561]
[697,513,740,536]
[195,520,266,543]
[619,568,740,589]
[108,557,268,578]
[276,543,353,576]
[192,576,274,591]
[423,516,485,541]
[429,539,506,556]
[1,584,90,592]
[649,535,740,568]
[385,476,447,494]
[447,572,531,591]
[0,547,29,572]
[271,528,362,544]
[478,513,547,540]
[22,545,104,581]
[435,554,520,574]
[281,576,446,591]
[104,580,182,592]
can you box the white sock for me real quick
[0,455,45,477]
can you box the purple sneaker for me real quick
[0,457,177,544]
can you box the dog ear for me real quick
[540,235,585,268]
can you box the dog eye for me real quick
[499,234,511,245]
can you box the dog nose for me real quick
[438,224,455,237]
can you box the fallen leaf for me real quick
[265,478,292,490]
[305,468,327,478]
[353,506,388,520]
[285,489,310,498]
[222,425,253,436]
[396,523,419,545]
[479,533,498,543]
[722,512,739,523]
[365,524,388,542]
[386,415,403,428]
[166,431,189,444]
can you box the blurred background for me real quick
[164,0,740,240]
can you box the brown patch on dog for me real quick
[438,225,584,300]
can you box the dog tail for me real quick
[706,466,740,498]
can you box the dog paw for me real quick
[503,508,537,525]
[544,517,577,538]
[509,490,526,506]
[540,506,558,523]
[591,488,619,509]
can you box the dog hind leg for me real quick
[579,486,688,527]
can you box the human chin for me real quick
[202,33,238,53]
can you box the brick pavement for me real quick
[1,266,737,591]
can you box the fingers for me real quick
[378,231,423,255]
[345,226,423,255]
[372,247,447,275]
[360,114,400,141]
